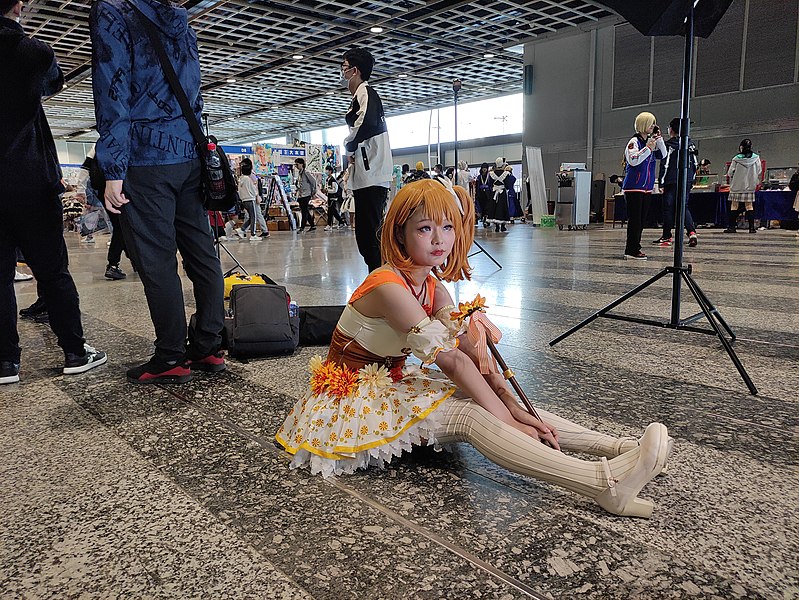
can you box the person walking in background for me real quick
[236,157,266,241]
[474,162,491,227]
[322,164,347,230]
[505,164,524,223]
[455,160,472,191]
[654,118,699,248]
[621,112,666,260]
[294,157,317,232]
[1,0,107,385]
[723,139,761,234]
[487,157,511,232]
[341,47,392,272]
[90,0,225,383]
[76,146,131,279]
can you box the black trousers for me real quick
[106,209,128,266]
[120,160,224,362]
[298,195,313,229]
[624,191,650,255]
[353,185,388,272]
[327,195,346,225]
[0,189,85,362]
[661,184,695,239]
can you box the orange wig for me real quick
[380,179,474,282]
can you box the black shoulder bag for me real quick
[131,5,238,211]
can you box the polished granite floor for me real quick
[2,222,797,599]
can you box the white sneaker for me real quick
[14,270,33,282]
[218,235,228,241]
[235,228,246,239]
[249,235,262,242]
[324,225,332,231]
[81,237,95,244]
[106,241,111,247]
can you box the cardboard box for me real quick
[268,207,284,216]
[277,220,290,231]
[267,221,278,231]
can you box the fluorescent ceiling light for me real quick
[483,52,495,59]
[370,26,383,33]
[226,78,236,83]
[398,73,407,78]
[292,54,304,60]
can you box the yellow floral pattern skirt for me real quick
[276,362,456,477]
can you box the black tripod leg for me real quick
[470,240,503,269]
[216,242,249,277]
[550,268,670,346]
[681,272,758,395]
[683,272,736,341]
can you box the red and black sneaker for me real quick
[186,350,226,373]
[126,357,193,384]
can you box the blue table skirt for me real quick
[613,191,798,227]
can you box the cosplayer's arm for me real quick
[355,282,525,431]
[432,282,559,445]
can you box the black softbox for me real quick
[596,0,733,37]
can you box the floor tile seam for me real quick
[500,348,798,421]
[56,382,318,600]
[161,384,549,600]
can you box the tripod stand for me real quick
[215,236,248,278]
[452,79,503,271]
[550,3,758,396]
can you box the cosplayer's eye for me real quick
[418,225,432,233]
[443,224,454,231]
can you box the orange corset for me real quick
[326,328,408,382]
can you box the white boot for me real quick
[595,422,670,518]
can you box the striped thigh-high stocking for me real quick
[433,399,664,517]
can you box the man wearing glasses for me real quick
[340,48,392,273]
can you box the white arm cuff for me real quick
[407,317,458,364]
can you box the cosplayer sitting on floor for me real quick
[276,179,672,518]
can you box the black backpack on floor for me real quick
[224,283,299,357]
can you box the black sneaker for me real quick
[126,356,192,384]
[623,252,648,261]
[63,344,108,375]
[0,361,20,384]
[19,297,47,318]
[185,350,226,373]
[105,264,127,280]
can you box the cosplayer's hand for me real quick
[104,180,128,214]
[646,138,657,151]
[509,404,561,451]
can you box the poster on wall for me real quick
[321,144,341,173]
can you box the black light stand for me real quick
[452,79,502,270]
[549,4,757,395]
[203,112,248,278]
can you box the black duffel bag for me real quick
[298,305,346,346]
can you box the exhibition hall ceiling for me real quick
[28,0,615,143]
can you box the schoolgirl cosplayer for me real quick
[276,179,672,518]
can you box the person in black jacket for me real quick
[0,0,107,385]
[654,118,698,247]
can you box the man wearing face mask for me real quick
[340,48,393,273]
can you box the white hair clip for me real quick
[433,175,464,215]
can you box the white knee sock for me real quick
[434,399,641,500]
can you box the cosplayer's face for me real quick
[400,206,455,268]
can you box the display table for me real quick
[612,190,798,228]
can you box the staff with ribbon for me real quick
[450,295,553,446]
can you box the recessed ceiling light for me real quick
[270,105,280,110]
[370,26,383,33]
[325,90,336,95]
[398,73,407,78]
[292,54,304,60]
[226,78,236,83]
[483,52,495,58]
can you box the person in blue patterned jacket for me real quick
[621,112,666,261]
[90,0,225,384]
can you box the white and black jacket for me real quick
[343,82,392,190]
